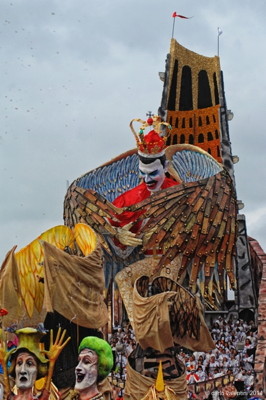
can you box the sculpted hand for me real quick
[42,327,71,393]
[42,327,70,364]
[115,222,143,247]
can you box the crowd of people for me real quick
[108,322,136,395]
[108,316,258,399]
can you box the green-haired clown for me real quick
[75,336,113,400]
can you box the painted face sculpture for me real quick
[75,348,98,392]
[139,159,167,192]
[15,352,38,390]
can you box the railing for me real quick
[188,372,234,397]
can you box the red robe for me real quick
[111,177,179,233]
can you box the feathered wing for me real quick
[165,144,224,183]
[63,186,128,258]
[3,224,97,321]
[64,149,140,228]
[63,149,141,262]
[64,172,237,304]
[14,225,75,318]
[72,223,98,256]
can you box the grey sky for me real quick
[1,0,265,262]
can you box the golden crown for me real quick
[130,114,172,158]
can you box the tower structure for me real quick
[159,38,258,316]
[160,39,222,163]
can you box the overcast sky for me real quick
[1,0,265,262]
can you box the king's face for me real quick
[139,159,167,192]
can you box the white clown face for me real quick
[15,352,38,390]
[139,159,168,192]
[75,348,98,392]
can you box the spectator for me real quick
[196,366,207,382]
[186,369,200,384]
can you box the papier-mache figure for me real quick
[0,326,70,400]
[63,113,238,399]
[64,113,237,304]
[65,336,113,400]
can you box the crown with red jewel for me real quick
[130,113,172,158]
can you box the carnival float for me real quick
[0,31,265,400]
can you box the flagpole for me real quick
[171,17,176,38]
[217,27,222,57]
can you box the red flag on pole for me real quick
[171,12,192,39]
[172,12,191,19]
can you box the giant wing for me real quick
[166,144,223,182]
[1,224,97,322]
[64,149,140,229]
[13,225,75,318]
[130,145,237,300]
[63,149,143,279]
